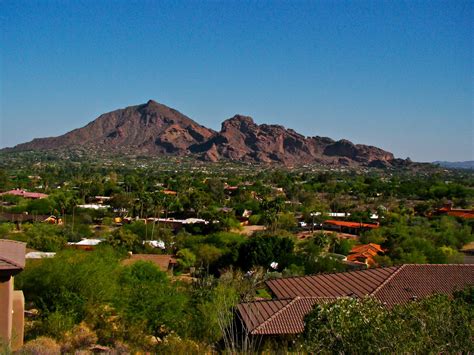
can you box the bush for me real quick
[60,322,98,352]
[21,336,61,354]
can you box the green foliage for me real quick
[362,216,472,264]
[176,248,196,270]
[115,261,189,339]
[106,228,140,251]
[303,290,474,353]
[23,224,67,252]
[237,234,295,271]
[15,247,120,322]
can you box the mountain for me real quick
[10,100,215,155]
[5,100,402,167]
[433,161,474,170]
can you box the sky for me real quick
[1,0,472,162]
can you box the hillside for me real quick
[6,100,402,167]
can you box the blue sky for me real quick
[1,0,472,161]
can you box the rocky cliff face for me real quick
[7,100,397,167]
[11,100,215,155]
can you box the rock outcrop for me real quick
[6,100,397,167]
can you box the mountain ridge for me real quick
[5,100,405,167]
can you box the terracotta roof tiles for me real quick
[239,264,474,335]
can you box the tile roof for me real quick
[237,297,336,335]
[447,211,474,219]
[324,220,379,229]
[0,240,26,273]
[239,265,474,335]
[345,243,384,266]
[0,189,48,199]
[267,266,399,299]
[372,264,474,306]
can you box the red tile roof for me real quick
[324,220,379,229]
[267,264,473,305]
[0,189,48,199]
[237,297,336,335]
[435,206,474,219]
[345,243,384,267]
[446,211,474,219]
[238,265,474,335]
[267,266,399,299]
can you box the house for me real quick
[76,204,111,210]
[323,220,379,235]
[0,189,48,199]
[25,251,56,259]
[0,240,26,350]
[121,254,177,273]
[434,203,474,219]
[237,264,474,337]
[44,215,63,225]
[344,243,384,268]
[0,213,62,230]
[67,239,104,251]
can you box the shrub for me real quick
[21,336,61,354]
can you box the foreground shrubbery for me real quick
[15,247,263,352]
[303,288,474,353]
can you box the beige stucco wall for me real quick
[0,276,13,347]
[11,290,24,350]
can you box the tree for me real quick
[302,291,474,353]
[115,261,189,339]
[237,235,294,271]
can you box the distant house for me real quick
[237,264,474,337]
[344,243,384,268]
[121,254,177,273]
[0,189,48,199]
[44,215,63,225]
[25,251,56,259]
[0,213,62,229]
[76,204,111,210]
[0,240,26,350]
[67,238,104,251]
[323,220,379,235]
[435,203,474,219]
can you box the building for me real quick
[237,264,474,337]
[323,220,379,235]
[0,189,48,199]
[435,203,474,219]
[67,239,104,251]
[344,243,385,268]
[0,240,26,350]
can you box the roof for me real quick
[0,212,51,223]
[350,243,384,254]
[345,243,384,266]
[267,265,473,305]
[73,239,103,246]
[324,220,379,229]
[0,189,48,199]
[267,266,400,299]
[237,297,336,335]
[435,206,474,219]
[121,254,177,272]
[239,264,474,335]
[0,240,26,275]
[446,211,474,219]
[25,252,56,259]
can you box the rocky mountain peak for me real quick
[5,100,399,167]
